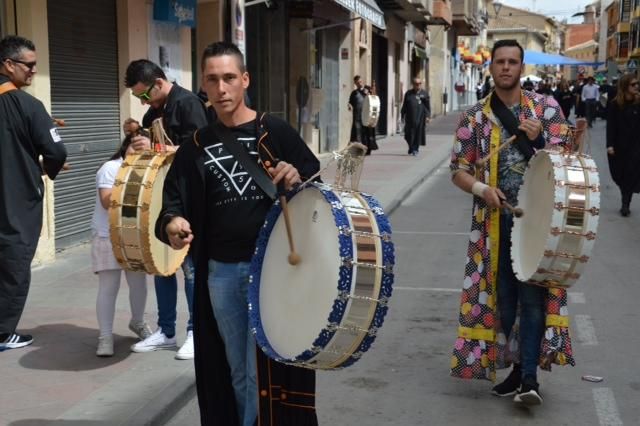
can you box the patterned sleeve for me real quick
[541,95,570,147]
[450,109,478,176]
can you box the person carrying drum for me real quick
[449,39,573,406]
[156,42,320,426]
[124,59,209,360]
[0,36,67,350]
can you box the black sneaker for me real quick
[514,376,543,405]
[0,333,34,350]
[491,366,521,397]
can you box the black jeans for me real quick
[584,99,597,126]
[0,242,38,334]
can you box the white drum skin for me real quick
[511,149,600,288]
[362,95,381,128]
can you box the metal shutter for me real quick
[47,0,120,246]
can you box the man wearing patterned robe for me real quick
[449,40,574,406]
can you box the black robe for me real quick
[156,113,320,426]
[606,101,640,194]
[401,89,431,150]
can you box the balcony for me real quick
[451,0,480,35]
[618,22,631,32]
[377,0,432,22]
[425,0,452,26]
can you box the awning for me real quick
[523,50,603,66]
[414,45,428,59]
[153,0,196,28]
[333,0,386,30]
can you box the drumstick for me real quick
[499,196,524,218]
[475,135,517,168]
[265,160,301,266]
[52,118,65,127]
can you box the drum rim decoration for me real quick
[248,182,395,369]
[511,149,599,288]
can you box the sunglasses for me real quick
[6,58,37,71]
[132,83,155,101]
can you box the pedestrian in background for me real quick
[348,75,367,143]
[554,80,573,120]
[124,59,209,360]
[401,77,431,156]
[362,83,379,155]
[606,73,640,217]
[582,76,600,127]
[0,35,67,350]
[91,134,152,357]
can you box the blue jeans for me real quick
[207,260,257,426]
[497,215,546,380]
[154,255,194,338]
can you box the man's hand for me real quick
[165,217,193,250]
[518,118,543,141]
[131,134,151,151]
[480,186,506,209]
[267,161,302,192]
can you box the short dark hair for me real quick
[354,75,361,83]
[124,59,167,88]
[201,41,245,73]
[0,35,36,62]
[111,127,149,160]
[491,39,524,63]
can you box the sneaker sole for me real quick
[514,391,543,406]
[3,340,34,350]
[174,353,194,360]
[131,344,177,353]
[492,389,518,397]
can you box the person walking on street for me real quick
[606,74,640,217]
[449,39,573,406]
[582,76,599,127]
[348,75,367,143]
[553,80,573,120]
[91,134,152,357]
[401,77,431,156]
[156,41,319,426]
[0,36,67,350]
[124,59,209,360]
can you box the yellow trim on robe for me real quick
[546,314,570,328]
[458,326,496,342]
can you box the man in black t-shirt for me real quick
[156,42,319,426]
[348,75,367,142]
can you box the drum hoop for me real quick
[248,183,395,369]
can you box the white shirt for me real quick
[91,158,122,237]
[581,84,600,101]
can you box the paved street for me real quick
[3,112,639,426]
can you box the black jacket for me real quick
[142,83,209,146]
[156,113,320,426]
[606,100,640,193]
[0,75,67,246]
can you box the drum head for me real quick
[511,151,555,281]
[256,186,341,359]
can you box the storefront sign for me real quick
[341,48,349,60]
[153,0,196,28]
[230,0,246,57]
[333,0,385,30]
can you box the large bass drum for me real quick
[511,149,600,288]
[361,94,381,128]
[249,182,394,369]
[109,151,188,276]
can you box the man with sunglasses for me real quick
[0,36,67,351]
[124,59,209,360]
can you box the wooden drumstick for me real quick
[265,160,301,265]
[499,197,524,218]
[475,135,517,168]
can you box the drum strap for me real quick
[489,93,536,160]
[210,119,277,200]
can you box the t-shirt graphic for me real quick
[204,137,258,197]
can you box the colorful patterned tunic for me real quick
[450,90,575,381]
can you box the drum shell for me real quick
[361,95,381,128]
[109,151,188,276]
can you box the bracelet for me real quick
[471,181,489,198]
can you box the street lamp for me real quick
[493,1,503,16]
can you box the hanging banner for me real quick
[153,0,196,28]
[230,0,246,57]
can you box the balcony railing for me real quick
[426,0,452,26]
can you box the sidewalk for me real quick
[0,112,461,426]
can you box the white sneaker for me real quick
[128,320,152,340]
[130,328,177,353]
[175,330,194,360]
[96,335,114,357]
